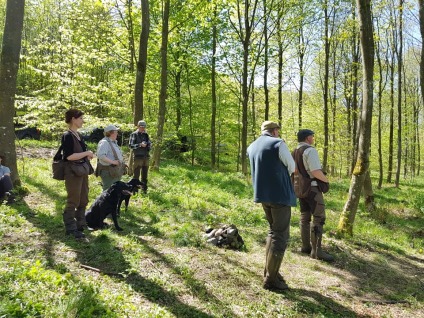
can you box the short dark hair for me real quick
[65,109,84,124]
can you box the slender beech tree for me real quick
[211,6,218,169]
[263,0,270,120]
[375,19,389,189]
[395,0,403,187]
[322,0,330,171]
[338,0,374,236]
[420,0,424,111]
[0,0,25,186]
[151,0,170,170]
[133,0,150,124]
[229,0,261,174]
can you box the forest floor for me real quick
[0,143,423,317]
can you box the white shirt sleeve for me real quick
[278,141,295,175]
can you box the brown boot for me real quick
[311,226,334,262]
[263,252,289,291]
[264,236,284,281]
[300,223,311,254]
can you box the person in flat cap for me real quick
[247,120,296,291]
[293,129,333,262]
[96,124,125,190]
[128,120,151,193]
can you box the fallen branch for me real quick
[358,298,409,305]
[80,264,123,277]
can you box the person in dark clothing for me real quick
[128,120,151,193]
[61,109,94,239]
[247,121,296,291]
[0,155,14,203]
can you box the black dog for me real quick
[117,178,143,215]
[85,181,133,231]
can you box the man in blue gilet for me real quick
[247,121,296,291]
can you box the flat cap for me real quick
[261,121,280,131]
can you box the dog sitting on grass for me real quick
[85,181,133,231]
[117,178,143,216]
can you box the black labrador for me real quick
[117,178,144,215]
[85,181,133,231]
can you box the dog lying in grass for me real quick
[85,181,133,231]
[117,178,143,215]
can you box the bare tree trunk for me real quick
[174,65,182,130]
[395,0,403,187]
[298,26,305,128]
[133,0,150,124]
[211,7,217,169]
[263,0,269,121]
[0,0,25,186]
[338,0,374,236]
[151,0,169,170]
[363,170,375,211]
[375,20,388,189]
[127,0,136,72]
[322,0,330,171]
[418,0,424,177]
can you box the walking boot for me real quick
[300,223,311,254]
[311,226,334,262]
[263,252,289,291]
[264,236,285,281]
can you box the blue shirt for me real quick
[0,165,11,177]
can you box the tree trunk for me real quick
[133,0,150,124]
[420,0,424,120]
[395,0,403,187]
[322,0,330,172]
[127,0,136,73]
[0,0,25,186]
[338,0,374,236]
[211,7,217,169]
[263,0,269,121]
[151,0,169,170]
[298,26,305,128]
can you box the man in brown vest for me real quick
[293,129,334,262]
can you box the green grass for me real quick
[0,145,423,317]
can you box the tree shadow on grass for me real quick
[18,178,234,317]
[285,288,367,318]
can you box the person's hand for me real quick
[86,151,94,160]
[141,141,147,148]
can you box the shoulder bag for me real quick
[52,145,65,180]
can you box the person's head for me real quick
[261,121,280,137]
[297,129,315,144]
[65,109,84,129]
[137,120,147,132]
[104,125,119,139]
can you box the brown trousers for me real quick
[133,157,149,183]
[63,166,89,231]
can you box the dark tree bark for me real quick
[151,0,169,170]
[322,0,330,172]
[0,0,26,186]
[395,0,404,187]
[420,0,424,116]
[211,7,217,169]
[263,0,269,121]
[133,0,150,124]
[338,0,374,236]
[298,26,305,128]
